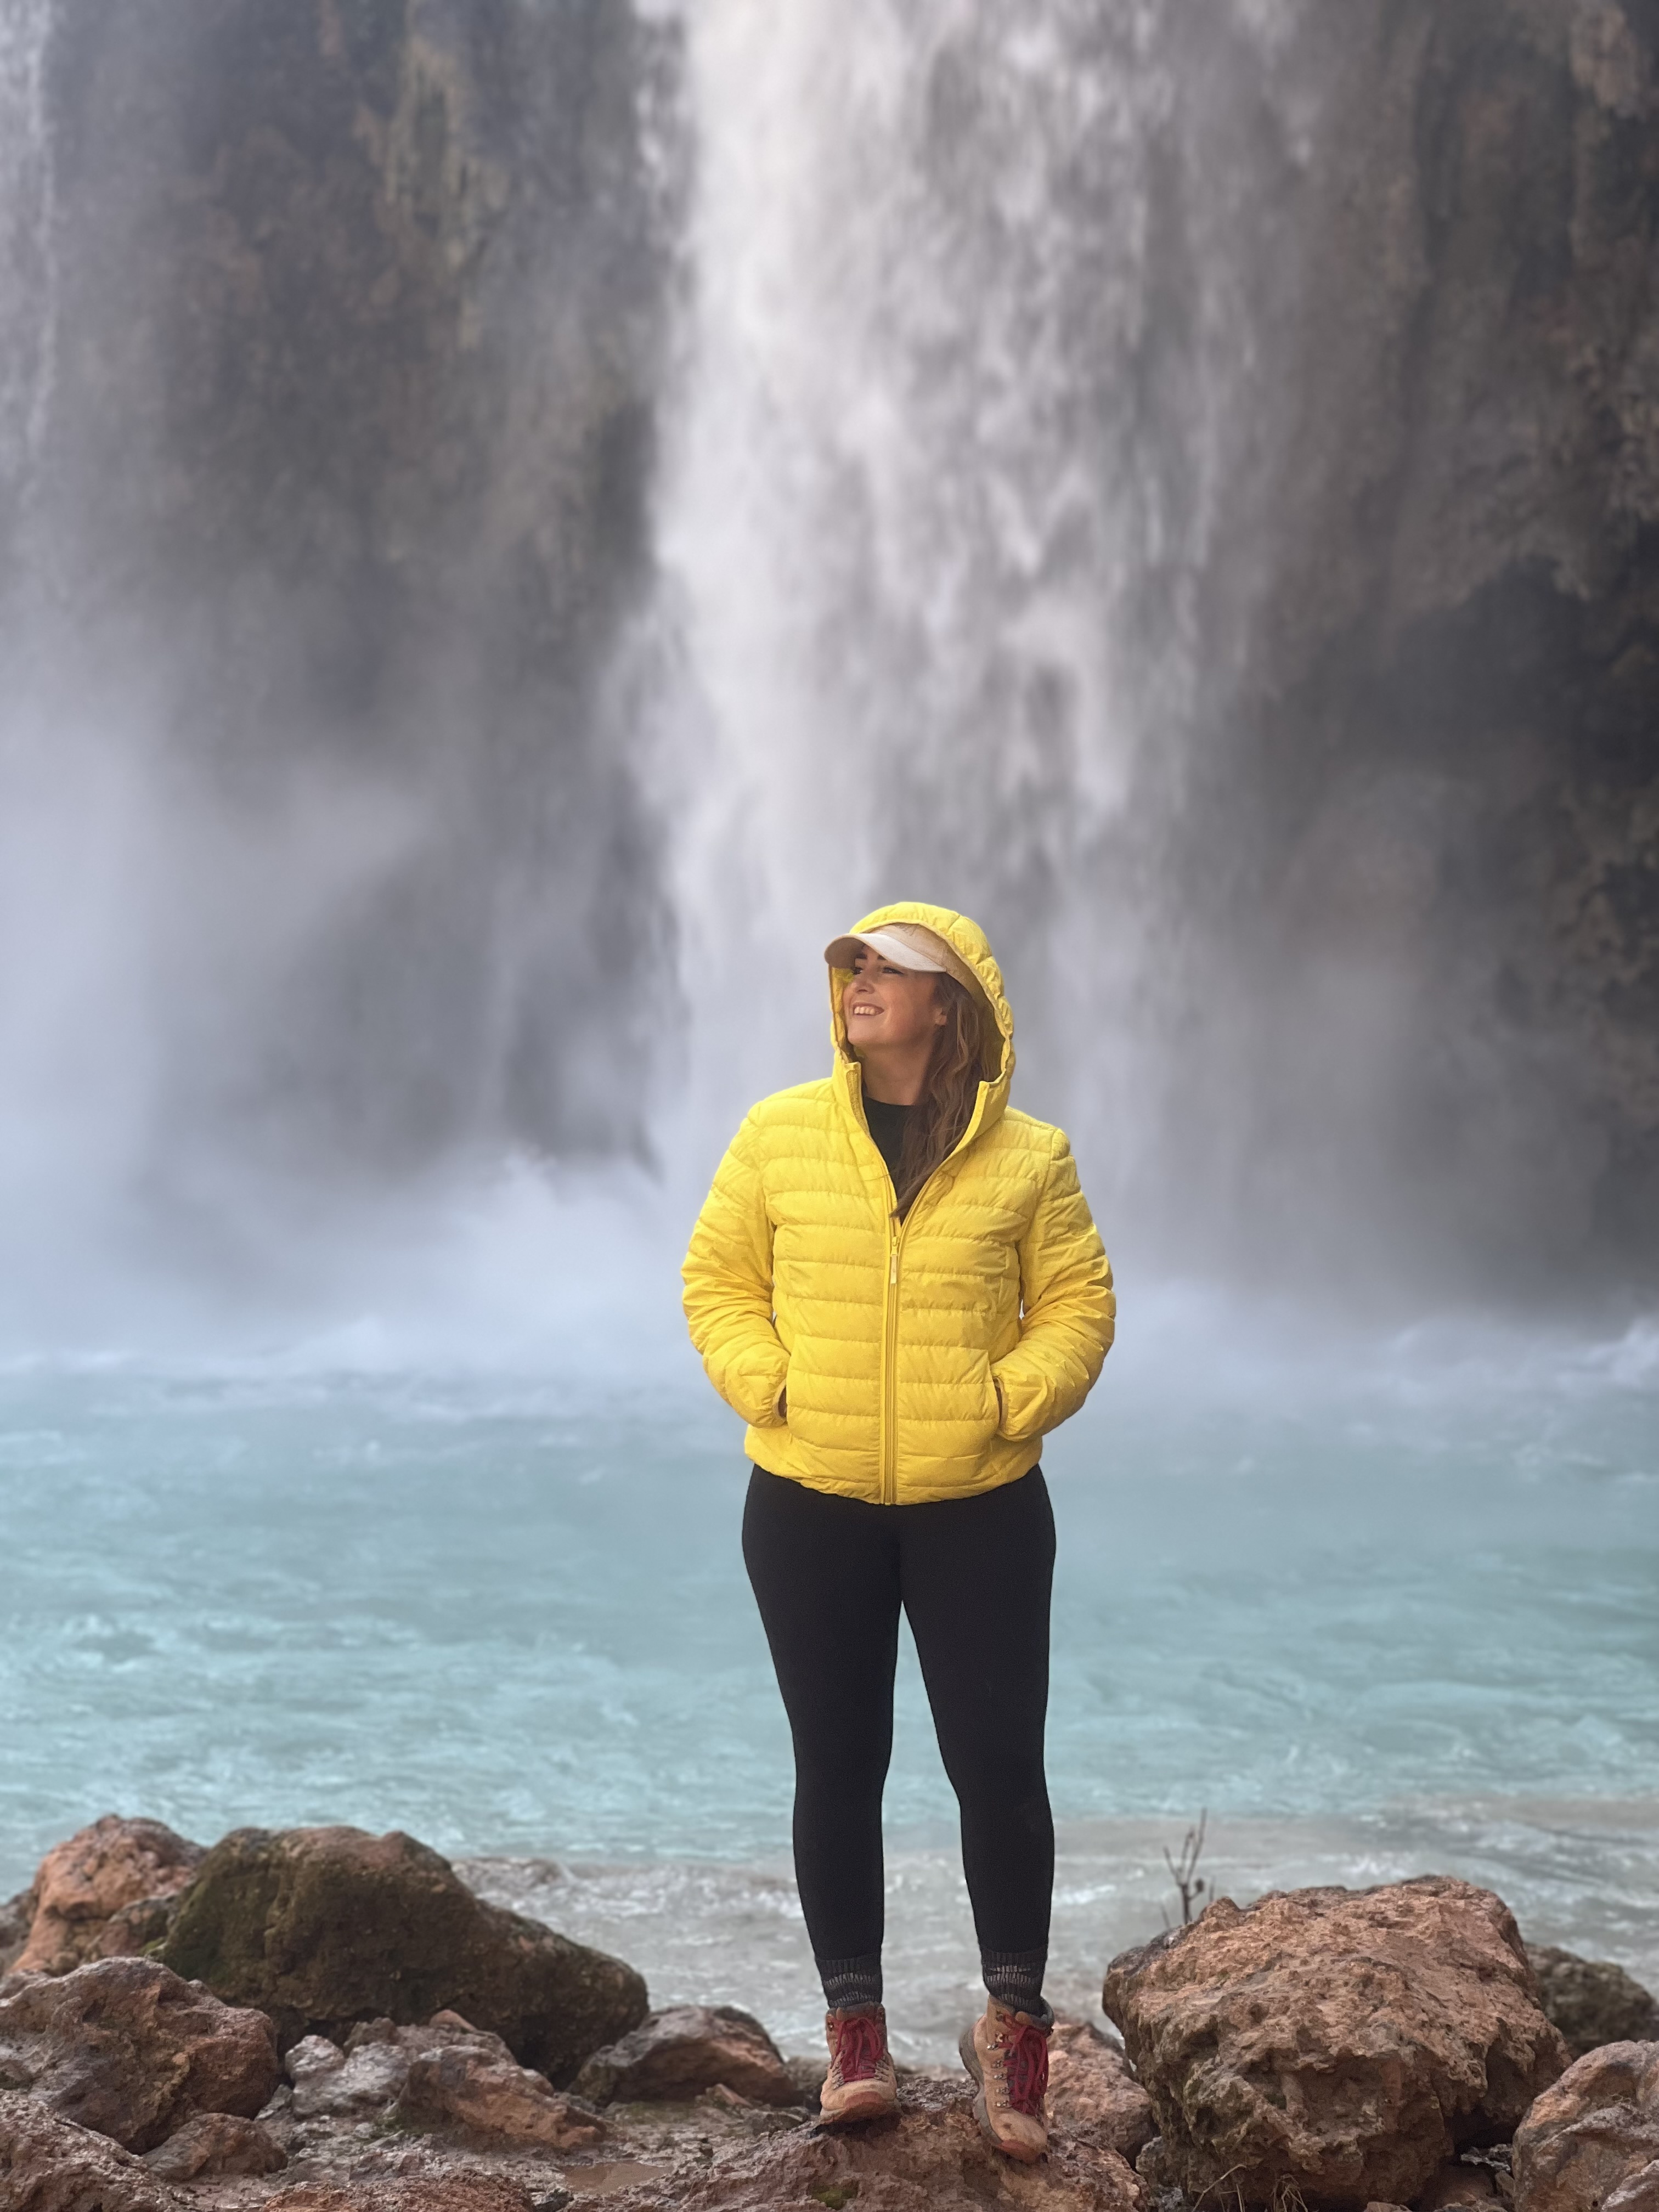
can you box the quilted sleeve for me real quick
[991,1130,1115,1443]
[681,1111,790,1430]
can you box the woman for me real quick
[682,902,1114,2162]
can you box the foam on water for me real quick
[461,1800,1659,2064]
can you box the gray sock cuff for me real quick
[818,1951,883,2011]
[981,1946,1049,2021]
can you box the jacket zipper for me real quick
[859,1065,992,1507]
[881,1228,901,1504]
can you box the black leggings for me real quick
[742,1464,1056,2004]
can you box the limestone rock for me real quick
[1528,1952,1659,2060]
[284,2016,467,2118]
[1047,2020,1156,2160]
[1513,2040,1659,2212]
[157,1826,647,2083]
[142,2109,287,2179]
[281,2008,605,2147]
[613,2072,1145,2210]
[0,1954,280,2152]
[1103,1877,1567,2209]
[573,2006,797,2108]
[14,1819,204,1978]
[285,2029,410,2119]
[0,2087,184,2211]
[395,2019,606,2149]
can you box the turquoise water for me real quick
[2,1308,1655,2052]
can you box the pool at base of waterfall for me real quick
[1,1318,1654,2059]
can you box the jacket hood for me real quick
[829,900,1014,1140]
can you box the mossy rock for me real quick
[158,1826,646,2083]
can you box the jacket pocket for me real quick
[974,1352,1003,1440]
[749,1345,789,1428]
[761,1340,804,1431]
[777,1346,797,1429]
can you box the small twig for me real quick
[1163,1809,1209,1926]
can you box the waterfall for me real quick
[0,0,1340,1330]
[0,0,1644,1338]
[655,0,1311,1208]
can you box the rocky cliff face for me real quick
[1172,0,1658,1290]
[8,0,677,1192]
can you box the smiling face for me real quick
[842,946,947,1058]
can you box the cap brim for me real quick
[823,929,946,974]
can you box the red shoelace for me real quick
[998,2018,1050,2115]
[831,2012,887,2083]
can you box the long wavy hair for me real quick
[892,975,990,1216]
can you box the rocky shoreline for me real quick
[2,1816,1656,2211]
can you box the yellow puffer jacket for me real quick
[682,901,1114,1504]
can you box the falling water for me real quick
[652,0,1353,1252]
[661,1,1212,1169]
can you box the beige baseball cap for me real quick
[825,922,947,975]
[824,920,990,1007]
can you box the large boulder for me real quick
[0,2086,184,2211]
[12,1819,205,1979]
[1528,1953,1659,2061]
[618,2072,1144,2209]
[0,1955,279,2153]
[1103,1877,1567,2210]
[573,2006,797,2108]
[1513,2041,1659,2212]
[156,1826,647,2084]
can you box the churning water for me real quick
[3,1305,1654,2059]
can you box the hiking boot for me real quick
[819,2002,899,2124]
[959,1993,1051,2162]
